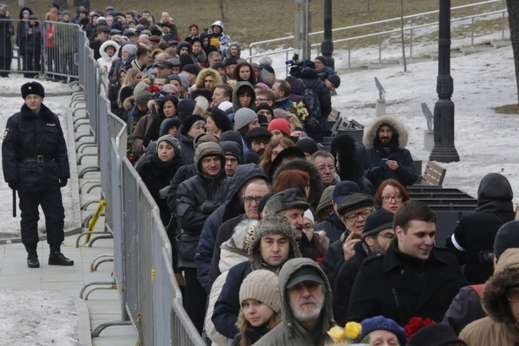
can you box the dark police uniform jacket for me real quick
[347,240,467,326]
[2,103,69,191]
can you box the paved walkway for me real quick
[0,90,137,346]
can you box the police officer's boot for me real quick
[48,243,74,266]
[25,244,40,268]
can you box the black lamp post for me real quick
[430,0,459,162]
[322,0,335,70]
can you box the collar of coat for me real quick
[382,239,447,273]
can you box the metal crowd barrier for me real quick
[0,19,79,80]
[72,26,204,345]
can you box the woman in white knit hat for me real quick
[232,270,282,346]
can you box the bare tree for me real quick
[400,0,407,71]
[507,0,519,104]
[217,0,228,21]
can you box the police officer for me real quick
[2,82,73,268]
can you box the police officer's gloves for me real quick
[8,181,19,190]
[367,166,382,179]
[59,177,68,187]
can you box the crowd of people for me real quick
[2,3,518,345]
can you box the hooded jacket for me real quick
[226,41,241,60]
[17,7,34,47]
[445,172,515,284]
[195,68,223,90]
[331,134,375,196]
[362,115,418,188]
[175,142,231,268]
[254,258,336,346]
[195,163,268,292]
[460,248,519,345]
[97,40,120,72]
[231,81,256,113]
[212,217,301,340]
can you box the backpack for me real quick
[301,84,323,140]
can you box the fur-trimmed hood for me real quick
[483,248,519,324]
[195,68,223,90]
[219,219,258,273]
[362,115,408,148]
[273,158,324,210]
[99,40,120,62]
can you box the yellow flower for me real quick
[345,321,362,340]
[327,326,347,343]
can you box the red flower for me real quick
[149,85,160,93]
[404,317,436,339]
[316,257,324,264]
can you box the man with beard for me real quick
[255,258,335,346]
[332,208,395,325]
[347,200,466,326]
[245,127,272,157]
[363,116,418,189]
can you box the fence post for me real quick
[410,19,413,59]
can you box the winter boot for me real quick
[25,244,40,268]
[48,243,74,266]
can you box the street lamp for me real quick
[322,0,335,70]
[430,0,460,162]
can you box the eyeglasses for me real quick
[226,158,238,164]
[508,290,519,302]
[303,223,313,231]
[343,209,373,222]
[381,194,403,203]
[243,196,263,204]
[255,98,269,103]
[377,233,396,240]
[317,165,335,173]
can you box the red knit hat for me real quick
[268,118,291,137]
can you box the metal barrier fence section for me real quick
[72,27,205,345]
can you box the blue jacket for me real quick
[195,164,267,292]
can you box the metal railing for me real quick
[247,0,509,71]
[74,28,205,345]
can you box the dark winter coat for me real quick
[299,67,332,119]
[2,103,70,191]
[331,134,375,196]
[178,134,196,165]
[285,75,305,103]
[17,7,33,47]
[195,164,268,293]
[138,153,182,226]
[0,12,13,59]
[347,240,467,326]
[20,21,42,55]
[445,172,515,284]
[166,163,197,213]
[314,212,346,245]
[231,323,270,346]
[108,56,133,85]
[322,231,348,285]
[332,241,370,326]
[362,115,418,188]
[442,285,486,335]
[175,143,231,268]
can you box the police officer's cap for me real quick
[21,82,45,99]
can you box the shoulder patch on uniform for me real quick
[3,128,9,139]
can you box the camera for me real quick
[286,54,304,78]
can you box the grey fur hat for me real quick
[248,215,301,271]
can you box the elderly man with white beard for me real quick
[254,258,335,346]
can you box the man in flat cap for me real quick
[2,82,74,268]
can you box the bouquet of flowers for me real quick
[403,317,435,339]
[291,101,309,121]
[327,322,362,344]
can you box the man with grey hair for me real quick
[255,258,335,346]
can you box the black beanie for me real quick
[177,99,196,123]
[21,82,45,99]
[181,114,205,136]
[295,137,319,156]
[210,108,233,133]
[494,220,519,260]
[362,208,394,240]
[254,103,274,116]
[220,130,244,154]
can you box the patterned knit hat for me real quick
[239,270,281,313]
